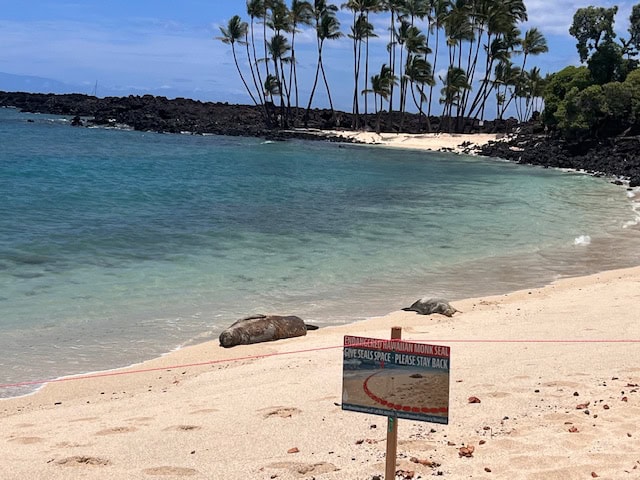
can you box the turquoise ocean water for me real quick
[1,107,639,398]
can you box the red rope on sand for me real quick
[1,338,639,391]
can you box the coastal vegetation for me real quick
[543,5,640,140]
[218,0,548,133]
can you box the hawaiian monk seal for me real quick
[219,314,319,348]
[402,298,460,317]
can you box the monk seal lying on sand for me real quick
[402,298,460,317]
[219,314,319,348]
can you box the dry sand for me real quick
[2,266,640,479]
[306,129,507,154]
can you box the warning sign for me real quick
[342,336,450,424]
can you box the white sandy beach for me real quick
[309,129,507,154]
[2,265,639,480]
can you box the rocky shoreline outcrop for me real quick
[479,135,640,187]
[2,91,640,184]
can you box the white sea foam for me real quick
[574,235,592,245]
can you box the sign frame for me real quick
[342,334,450,425]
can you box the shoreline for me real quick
[2,266,639,479]
[299,128,508,155]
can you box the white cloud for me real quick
[524,0,634,37]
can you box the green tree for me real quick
[218,15,261,107]
[628,4,640,54]
[587,40,626,84]
[305,1,343,124]
[247,0,268,107]
[440,66,470,131]
[542,65,593,127]
[404,53,435,129]
[361,0,382,117]
[569,6,618,63]
[343,1,375,128]
[265,33,292,126]
[426,0,451,123]
[363,63,398,132]
[288,0,314,119]
[467,0,527,121]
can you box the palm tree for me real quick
[266,33,292,126]
[440,66,470,131]
[510,28,547,122]
[218,15,260,107]
[400,24,430,130]
[345,6,375,128]
[382,0,403,130]
[467,2,525,121]
[305,1,343,125]
[363,63,398,132]
[247,0,267,107]
[395,18,412,129]
[493,59,521,120]
[426,0,451,125]
[362,0,381,117]
[288,0,314,121]
[443,0,474,129]
[404,54,435,130]
[519,27,547,72]
[527,66,545,117]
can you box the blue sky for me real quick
[0,1,636,112]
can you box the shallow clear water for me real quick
[1,107,639,397]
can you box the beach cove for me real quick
[2,109,640,479]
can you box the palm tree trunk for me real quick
[387,8,395,131]
[289,26,299,124]
[232,44,260,106]
[249,18,271,126]
[263,6,272,102]
[427,24,440,131]
[364,19,370,118]
[468,32,493,119]
[304,40,323,126]
[352,11,359,129]
[320,54,336,124]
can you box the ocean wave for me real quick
[623,189,640,228]
[574,235,591,246]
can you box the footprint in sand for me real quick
[163,425,202,432]
[68,417,99,423]
[15,423,36,429]
[56,456,111,467]
[260,407,302,419]
[268,461,338,476]
[189,408,219,415]
[8,437,44,445]
[142,466,198,476]
[126,416,155,423]
[399,439,437,451]
[95,426,137,436]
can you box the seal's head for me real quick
[219,330,241,348]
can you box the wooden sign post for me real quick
[341,329,450,480]
[385,326,402,480]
